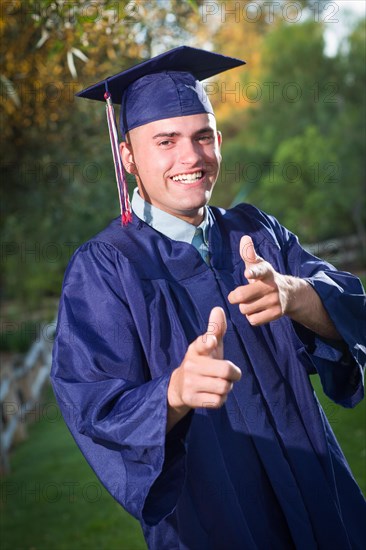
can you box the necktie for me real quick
[192,227,210,265]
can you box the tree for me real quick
[257,126,342,241]
[212,15,365,247]
[1,0,205,304]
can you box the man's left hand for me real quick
[228,235,341,340]
[228,235,292,326]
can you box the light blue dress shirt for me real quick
[131,187,211,264]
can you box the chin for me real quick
[173,188,212,213]
[182,199,208,212]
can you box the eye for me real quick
[158,139,173,147]
[197,135,214,143]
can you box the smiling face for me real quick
[120,113,222,225]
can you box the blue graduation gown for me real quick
[51,203,366,549]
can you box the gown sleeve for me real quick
[50,241,190,525]
[272,220,365,408]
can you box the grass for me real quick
[311,375,366,495]
[0,387,147,550]
[1,381,365,550]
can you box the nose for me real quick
[178,138,201,165]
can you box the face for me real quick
[120,113,222,225]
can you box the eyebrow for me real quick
[152,132,180,139]
[152,127,215,140]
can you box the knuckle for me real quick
[202,398,219,409]
[234,288,244,300]
[182,388,193,406]
[218,380,230,395]
[218,395,228,407]
[198,333,208,346]
[273,307,282,320]
[224,361,234,379]
[186,373,198,391]
[187,345,195,358]
[247,315,259,326]
[223,381,234,394]
[184,359,195,372]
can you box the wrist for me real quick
[282,276,310,319]
[167,370,191,432]
[167,369,191,414]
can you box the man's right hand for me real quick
[166,307,242,432]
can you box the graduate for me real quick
[51,46,366,549]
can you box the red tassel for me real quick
[122,210,133,226]
[104,89,132,226]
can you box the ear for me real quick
[216,130,222,149]
[120,142,137,175]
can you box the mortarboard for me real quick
[77,46,245,225]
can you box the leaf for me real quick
[35,29,49,49]
[186,0,199,11]
[67,50,77,79]
[71,48,89,63]
[0,75,21,107]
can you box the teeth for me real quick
[172,171,203,182]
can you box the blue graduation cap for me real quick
[77,46,245,225]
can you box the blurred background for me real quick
[1,1,365,548]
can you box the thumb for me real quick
[240,235,259,267]
[240,235,262,282]
[206,307,227,359]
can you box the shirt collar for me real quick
[131,187,210,245]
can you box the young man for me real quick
[51,47,366,549]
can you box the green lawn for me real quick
[0,387,146,550]
[311,376,366,495]
[1,381,365,549]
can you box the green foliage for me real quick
[257,126,348,241]
[2,4,365,305]
[1,0,204,305]
[0,320,40,352]
[214,17,365,244]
